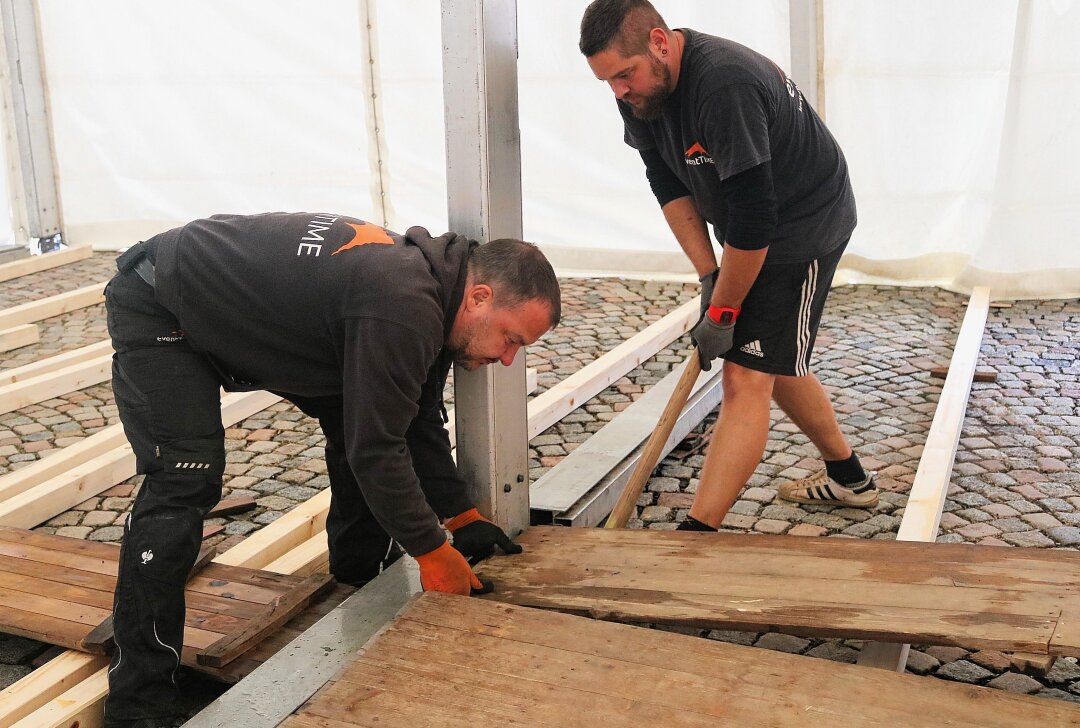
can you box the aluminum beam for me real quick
[788,0,823,116]
[183,559,421,727]
[441,0,530,537]
[0,0,63,243]
[545,368,724,528]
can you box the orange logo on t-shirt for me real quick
[685,142,709,158]
[331,222,394,255]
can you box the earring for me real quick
[662,49,667,55]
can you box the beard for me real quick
[629,54,674,121]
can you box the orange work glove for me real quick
[414,540,494,595]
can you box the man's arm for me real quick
[661,196,718,277]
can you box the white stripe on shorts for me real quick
[796,260,819,376]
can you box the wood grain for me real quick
[474,527,1080,657]
[279,592,1080,728]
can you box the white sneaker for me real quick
[778,470,878,508]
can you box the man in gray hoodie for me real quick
[102,212,561,728]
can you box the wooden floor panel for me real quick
[280,593,1080,727]
[0,526,340,673]
[474,527,1080,657]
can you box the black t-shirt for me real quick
[620,29,856,263]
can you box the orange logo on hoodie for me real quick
[685,142,709,158]
[331,222,394,255]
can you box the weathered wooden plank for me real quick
[207,495,257,518]
[474,527,1078,656]
[1051,609,1080,659]
[196,573,336,668]
[281,593,1080,728]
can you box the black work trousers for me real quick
[103,256,398,722]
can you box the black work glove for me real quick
[690,312,735,372]
[698,268,719,319]
[445,508,524,563]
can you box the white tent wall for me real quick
[14,1,1079,298]
[827,0,1080,299]
[33,0,382,246]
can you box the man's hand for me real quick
[698,268,719,319]
[415,540,494,595]
[691,309,736,371]
[445,508,523,562]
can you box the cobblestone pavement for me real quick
[2,253,1079,708]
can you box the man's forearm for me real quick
[661,196,717,277]
[713,245,769,309]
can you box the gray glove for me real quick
[691,314,735,371]
[698,268,719,319]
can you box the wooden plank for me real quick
[212,489,331,569]
[525,297,698,440]
[0,506,342,725]
[0,281,108,330]
[0,353,112,416]
[0,652,106,728]
[859,286,991,671]
[207,495,257,518]
[929,365,997,383]
[8,666,108,728]
[0,390,281,528]
[263,531,329,577]
[1051,608,1080,658]
[0,423,128,504]
[0,246,92,284]
[280,593,1080,728]
[196,573,336,668]
[473,527,1078,656]
[0,324,39,354]
[0,339,112,386]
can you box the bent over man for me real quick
[103,212,560,727]
[579,0,877,531]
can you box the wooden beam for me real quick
[0,424,128,504]
[526,297,698,440]
[0,391,282,528]
[0,651,107,727]
[0,282,108,330]
[0,246,92,284]
[212,489,331,570]
[0,354,112,416]
[0,339,112,386]
[0,324,39,353]
[263,531,329,577]
[7,666,108,728]
[857,287,991,672]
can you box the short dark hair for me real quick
[579,0,669,58]
[468,239,561,328]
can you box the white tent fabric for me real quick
[14,0,1080,298]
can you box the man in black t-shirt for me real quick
[580,0,879,531]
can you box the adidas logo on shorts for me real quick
[740,340,765,358]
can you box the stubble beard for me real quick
[630,54,674,121]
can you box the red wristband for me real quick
[707,305,740,325]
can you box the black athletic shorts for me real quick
[722,238,847,376]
